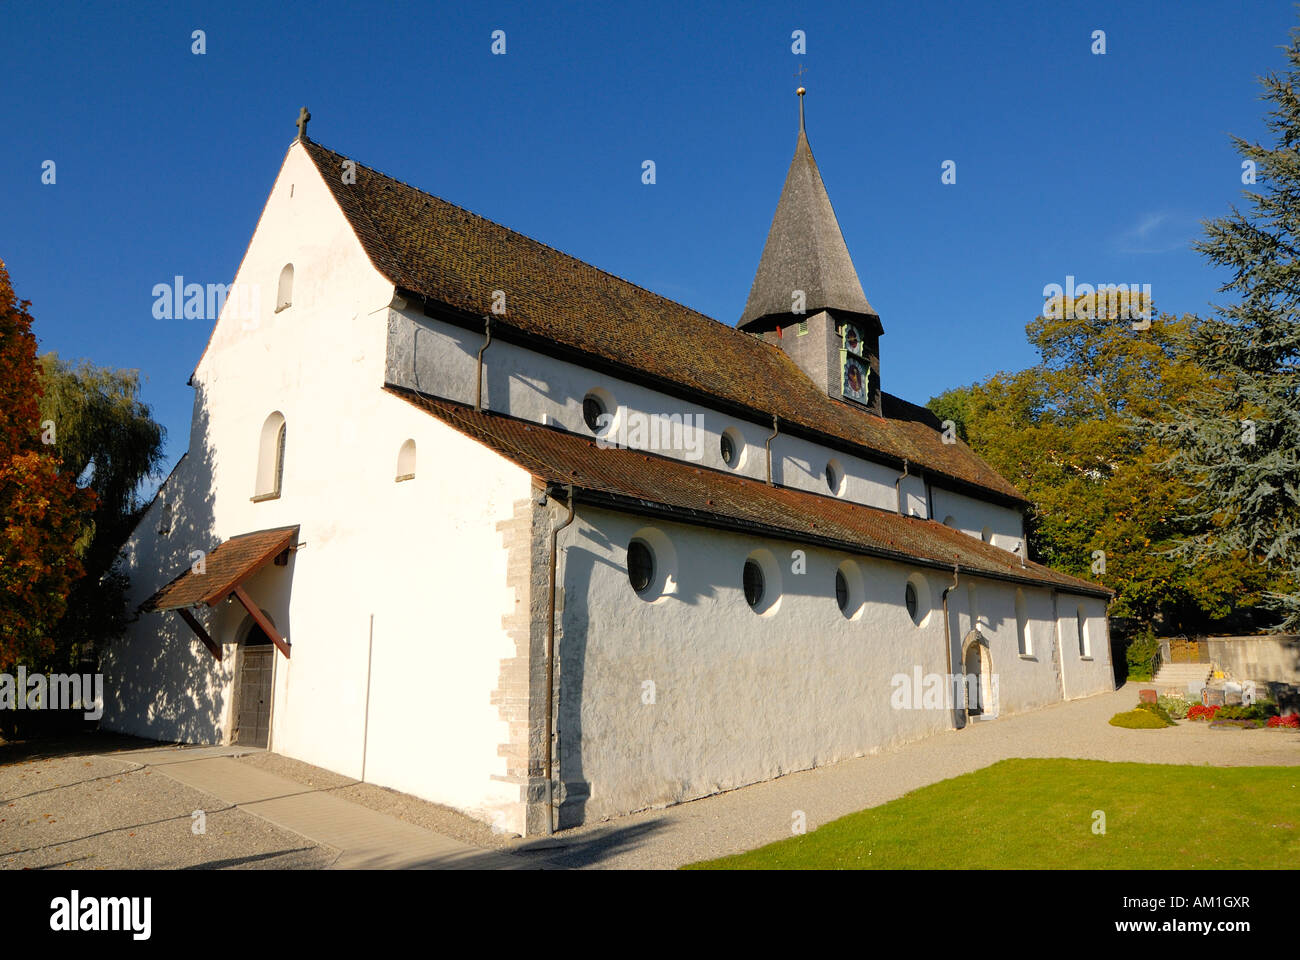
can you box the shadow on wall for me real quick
[100,383,226,745]
[554,520,1008,828]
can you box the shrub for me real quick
[1136,701,1174,724]
[1125,632,1161,681]
[1110,709,1172,729]
[1210,718,1265,729]
[1157,695,1191,719]
[1217,704,1273,722]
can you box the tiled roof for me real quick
[300,140,1025,505]
[389,386,1110,598]
[142,526,299,612]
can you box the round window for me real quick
[825,462,839,493]
[743,559,765,609]
[720,432,735,466]
[835,570,849,614]
[582,392,607,433]
[905,582,919,624]
[627,539,654,593]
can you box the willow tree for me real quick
[36,353,165,667]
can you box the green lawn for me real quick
[686,758,1300,869]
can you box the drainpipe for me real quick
[544,483,576,834]
[895,459,910,515]
[765,415,780,485]
[941,563,960,729]
[475,314,493,411]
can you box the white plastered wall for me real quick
[387,311,938,519]
[103,141,533,830]
[550,506,1070,824]
[1056,593,1115,700]
[931,485,1025,552]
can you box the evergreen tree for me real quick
[1145,26,1300,630]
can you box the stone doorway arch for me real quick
[960,630,996,721]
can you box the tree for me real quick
[1140,25,1300,630]
[36,353,165,667]
[930,290,1278,637]
[0,260,95,672]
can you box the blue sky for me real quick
[2,0,1295,473]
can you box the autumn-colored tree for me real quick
[0,260,95,672]
[929,293,1278,638]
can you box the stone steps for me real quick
[1152,662,1212,690]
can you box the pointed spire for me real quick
[739,89,879,332]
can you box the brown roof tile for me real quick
[142,526,299,612]
[302,140,1024,505]
[388,386,1109,598]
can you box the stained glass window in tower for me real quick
[841,321,864,356]
[841,351,869,404]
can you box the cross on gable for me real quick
[296,106,311,141]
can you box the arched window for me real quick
[582,388,615,436]
[627,527,677,602]
[627,539,655,594]
[825,459,844,496]
[396,439,416,482]
[743,560,765,610]
[720,427,748,470]
[276,264,294,312]
[254,412,286,500]
[1015,589,1030,656]
[740,549,782,615]
[1077,606,1090,657]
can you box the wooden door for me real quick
[235,646,274,748]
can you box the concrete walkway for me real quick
[115,746,525,869]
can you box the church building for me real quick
[102,98,1114,836]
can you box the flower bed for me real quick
[1188,704,1221,721]
[1266,714,1299,729]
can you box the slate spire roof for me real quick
[739,107,880,332]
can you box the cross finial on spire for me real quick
[793,64,807,131]
[296,106,311,141]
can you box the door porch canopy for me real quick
[141,525,299,662]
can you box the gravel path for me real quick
[0,752,336,870]
[3,685,1294,870]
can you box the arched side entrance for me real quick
[960,631,996,722]
[232,613,276,748]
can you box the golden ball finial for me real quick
[797,86,806,96]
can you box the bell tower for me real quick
[739,87,883,415]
